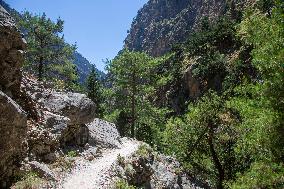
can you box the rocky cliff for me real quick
[125,0,227,57]
[0,5,26,97]
[0,5,27,187]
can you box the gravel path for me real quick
[58,138,140,189]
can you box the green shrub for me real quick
[12,172,45,189]
[230,162,284,189]
[67,150,78,158]
[136,144,153,159]
[117,154,126,167]
[115,179,136,189]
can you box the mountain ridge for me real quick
[124,0,227,57]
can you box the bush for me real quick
[136,144,153,159]
[115,179,136,189]
[230,162,284,189]
[12,172,45,189]
[67,150,78,158]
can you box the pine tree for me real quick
[106,49,167,141]
[86,65,104,118]
[18,11,78,89]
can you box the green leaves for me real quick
[230,162,284,189]
[192,51,227,81]
[19,11,78,90]
[104,49,168,144]
[163,91,239,187]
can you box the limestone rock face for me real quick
[125,0,227,57]
[0,5,26,97]
[0,90,27,187]
[27,112,70,160]
[183,62,223,101]
[0,5,27,187]
[87,118,121,148]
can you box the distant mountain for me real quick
[73,52,105,84]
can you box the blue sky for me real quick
[6,0,148,71]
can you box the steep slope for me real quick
[125,0,227,56]
[73,52,105,84]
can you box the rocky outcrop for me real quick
[40,92,95,149]
[42,92,96,125]
[125,0,227,57]
[27,118,67,162]
[0,5,26,97]
[21,75,96,161]
[114,144,204,189]
[184,64,202,100]
[0,91,27,187]
[87,118,121,148]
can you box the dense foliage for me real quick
[104,49,167,145]
[104,1,284,188]
[162,1,284,188]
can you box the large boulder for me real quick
[41,92,96,125]
[40,92,96,149]
[0,90,27,187]
[87,119,121,148]
[0,5,26,97]
[21,74,96,126]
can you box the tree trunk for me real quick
[38,57,43,81]
[131,95,135,138]
[131,69,136,138]
[207,121,224,189]
[187,127,208,159]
